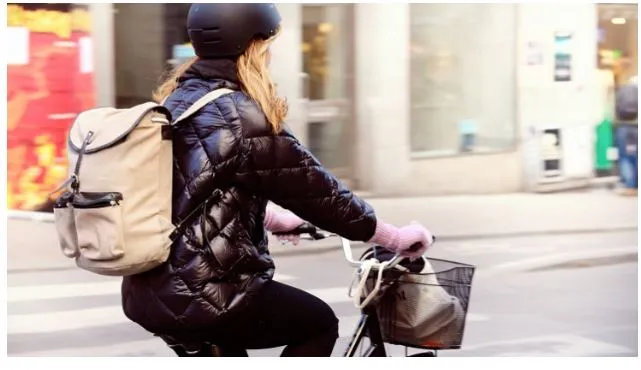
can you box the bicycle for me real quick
[161,223,476,357]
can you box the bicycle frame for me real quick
[344,306,387,357]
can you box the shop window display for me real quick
[597,4,638,87]
[409,4,517,155]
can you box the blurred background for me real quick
[6,2,639,210]
[5,2,639,357]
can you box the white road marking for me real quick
[10,338,172,357]
[480,246,638,277]
[461,334,635,356]
[7,285,345,335]
[7,273,297,303]
[10,312,490,356]
[8,282,488,335]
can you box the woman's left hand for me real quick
[264,208,306,246]
[275,233,302,246]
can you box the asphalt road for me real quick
[7,231,638,357]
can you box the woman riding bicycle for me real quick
[121,3,434,357]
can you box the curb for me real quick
[8,210,55,222]
[269,226,638,257]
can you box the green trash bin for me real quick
[594,115,615,176]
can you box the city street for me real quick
[5,0,639,361]
[7,230,637,357]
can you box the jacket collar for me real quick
[179,58,241,86]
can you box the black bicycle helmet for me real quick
[187,3,281,59]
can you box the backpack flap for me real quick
[68,102,170,155]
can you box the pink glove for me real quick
[368,220,434,258]
[264,208,305,245]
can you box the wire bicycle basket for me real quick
[356,254,475,351]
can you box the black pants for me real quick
[197,280,339,357]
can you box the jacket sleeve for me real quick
[233,127,377,242]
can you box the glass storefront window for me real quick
[301,5,355,172]
[409,4,518,155]
[597,4,638,86]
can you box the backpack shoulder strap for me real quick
[171,88,235,125]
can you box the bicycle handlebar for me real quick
[273,222,435,270]
[274,222,437,309]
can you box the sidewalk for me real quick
[7,191,638,272]
[362,190,637,238]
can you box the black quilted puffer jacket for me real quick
[121,59,377,337]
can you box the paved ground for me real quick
[7,230,638,357]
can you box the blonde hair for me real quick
[153,32,287,133]
[152,57,198,104]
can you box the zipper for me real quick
[66,192,124,209]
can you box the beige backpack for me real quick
[53,88,233,276]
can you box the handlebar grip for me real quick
[272,222,326,240]
[407,242,423,253]
[407,235,437,253]
[272,222,316,235]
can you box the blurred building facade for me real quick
[7,3,95,210]
[15,3,636,202]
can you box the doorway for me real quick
[302,4,357,183]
